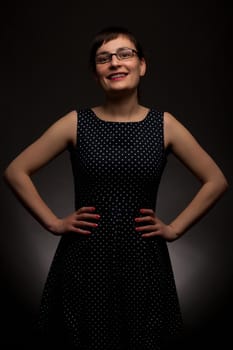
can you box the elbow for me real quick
[216,174,229,198]
[203,173,229,202]
[3,163,15,186]
[3,162,31,191]
[3,163,23,188]
[221,176,229,194]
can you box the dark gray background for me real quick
[1,1,232,348]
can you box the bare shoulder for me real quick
[163,111,204,154]
[164,111,182,128]
[29,109,78,155]
[163,111,228,189]
[4,110,79,174]
[57,109,77,127]
[50,109,78,146]
[163,111,185,148]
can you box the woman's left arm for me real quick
[163,112,228,238]
[135,112,228,241]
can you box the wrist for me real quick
[168,223,183,239]
[46,217,62,234]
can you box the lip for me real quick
[107,72,128,80]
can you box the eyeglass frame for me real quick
[95,47,138,64]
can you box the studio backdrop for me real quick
[1,1,232,348]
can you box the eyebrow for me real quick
[96,50,110,55]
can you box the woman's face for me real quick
[94,35,146,95]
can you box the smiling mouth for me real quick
[108,73,128,80]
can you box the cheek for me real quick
[130,61,144,76]
[95,65,107,77]
[131,66,143,82]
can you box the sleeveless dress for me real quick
[36,107,183,349]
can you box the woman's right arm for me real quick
[3,110,100,235]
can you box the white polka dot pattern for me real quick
[36,108,183,349]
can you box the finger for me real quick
[141,232,161,238]
[72,227,92,234]
[135,216,154,223]
[76,213,100,220]
[140,208,155,215]
[135,225,156,232]
[76,207,96,214]
[74,220,98,228]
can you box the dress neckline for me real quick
[89,108,151,124]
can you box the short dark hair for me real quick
[89,26,145,73]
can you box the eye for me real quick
[118,48,134,59]
[95,53,110,64]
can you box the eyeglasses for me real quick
[95,47,138,64]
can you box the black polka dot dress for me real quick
[36,107,183,349]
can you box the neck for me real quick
[101,91,142,121]
[93,103,148,123]
[103,103,140,119]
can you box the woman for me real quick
[4,26,228,349]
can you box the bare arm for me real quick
[135,112,228,241]
[164,112,228,237]
[3,110,78,232]
[4,110,100,235]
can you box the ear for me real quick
[139,58,146,77]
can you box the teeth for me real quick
[110,73,126,78]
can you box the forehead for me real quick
[96,35,136,53]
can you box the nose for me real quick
[110,54,121,65]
